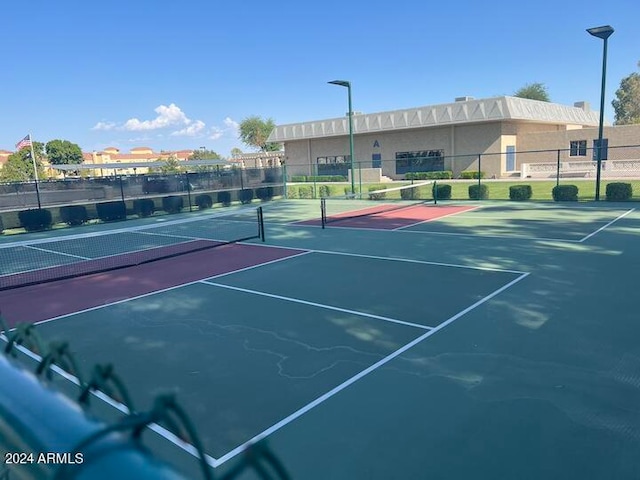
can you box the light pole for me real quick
[328,80,355,195]
[587,25,614,201]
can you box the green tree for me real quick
[230,147,243,157]
[45,139,83,165]
[159,156,182,173]
[514,83,550,102]
[189,148,222,160]
[238,116,281,152]
[612,62,640,125]
[0,142,46,182]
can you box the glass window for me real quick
[569,140,587,157]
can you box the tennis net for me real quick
[321,181,435,228]
[0,206,265,291]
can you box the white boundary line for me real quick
[578,208,635,243]
[201,281,433,331]
[24,245,91,260]
[245,242,527,275]
[392,205,482,231]
[214,271,531,467]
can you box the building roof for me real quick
[51,158,233,171]
[267,96,602,143]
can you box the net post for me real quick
[258,206,265,241]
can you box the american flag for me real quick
[15,135,32,151]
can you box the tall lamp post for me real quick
[587,25,614,201]
[328,80,355,195]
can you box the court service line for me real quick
[214,271,531,467]
[201,281,433,331]
[392,205,482,231]
[248,242,527,275]
[33,250,312,327]
[578,208,635,243]
[23,245,92,260]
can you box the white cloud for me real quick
[223,117,239,132]
[208,127,224,140]
[171,120,206,137]
[123,103,191,131]
[92,121,116,131]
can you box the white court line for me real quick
[201,281,433,331]
[392,205,482,231]
[578,208,635,243]
[246,242,527,275]
[214,271,531,467]
[23,245,92,260]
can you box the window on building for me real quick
[569,140,587,157]
[395,150,444,174]
[316,155,351,175]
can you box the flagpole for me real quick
[28,134,42,209]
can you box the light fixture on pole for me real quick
[586,25,614,201]
[328,80,355,195]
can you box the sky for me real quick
[1,0,639,157]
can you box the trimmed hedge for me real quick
[509,185,532,201]
[133,198,155,217]
[291,175,347,182]
[195,194,213,210]
[298,185,314,199]
[60,205,88,226]
[552,185,578,202]
[218,191,232,206]
[368,185,386,200]
[468,184,489,200]
[432,183,452,200]
[605,182,632,201]
[460,171,486,179]
[162,195,184,214]
[406,171,453,180]
[96,201,127,222]
[256,186,274,202]
[239,189,254,204]
[18,209,53,231]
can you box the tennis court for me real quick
[2,194,640,479]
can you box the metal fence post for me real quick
[556,150,561,187]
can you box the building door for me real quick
[372,153,381,168]
[506,146,516,171]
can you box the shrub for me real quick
[406,171,453,180]
[468,184,489,200]
[218,191,232,206]
[133,198,155,217]
[552,185,578,202]
[96,201,126,222]
[60,205,88,225]
[239,189,254,204]
[368,185,386,200]
[195,194,213,210]
[509,185,532,201]
[318,185,331,198]
[162,195,184,214]
[605,182,632,201]
[18,209,53,232]
[432,183,452,200]
[286,185,298,199]
[256,186,274,202]
[291,175,306,182]
[298,185,313,199]
[460,171,486,179]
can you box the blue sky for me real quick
[1,0,638,157]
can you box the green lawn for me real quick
[288,180,640,202]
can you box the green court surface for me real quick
[2,199,640,479]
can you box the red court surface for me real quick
[0,244,304,326]
[297,204,477,230]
